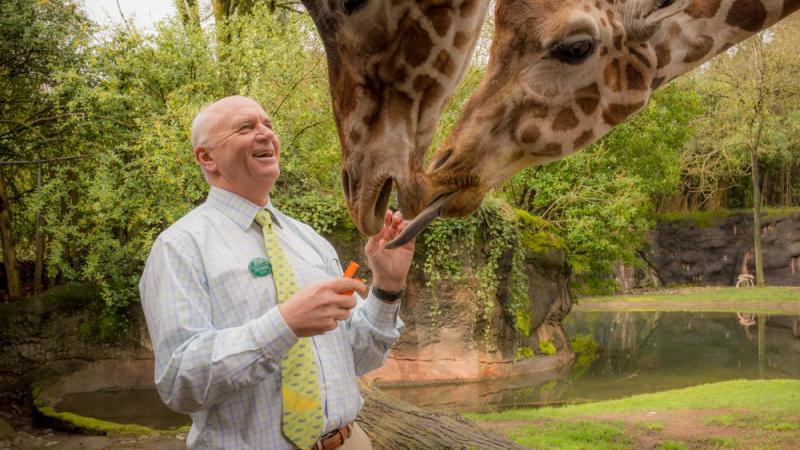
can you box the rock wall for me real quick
[643,211,800,286]
[326,229,574,385]
[0,283,152,405]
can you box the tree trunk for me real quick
[33,164,45,293]
[787,162,792,207]
[0,166,22,299]
[750,148,765,287]
[356,382,526,449]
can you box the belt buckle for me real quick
[313,423,351,450]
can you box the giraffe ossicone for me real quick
[385,0,800,248]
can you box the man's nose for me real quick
[255,124,273,139]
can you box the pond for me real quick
[43,310,800,428]
[380,311,800,412]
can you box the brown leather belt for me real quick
[308,423,352,450]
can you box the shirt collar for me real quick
[205,186,282,230]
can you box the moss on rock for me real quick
[514,209,565,253]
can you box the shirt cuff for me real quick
[364,290,401,330]
[250,306,298,360]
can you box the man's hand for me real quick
[366,210,415,292]
[278,278,366,337]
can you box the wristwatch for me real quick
[371,285,404,303]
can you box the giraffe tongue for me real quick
[384,193,452,249]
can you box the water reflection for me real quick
[381,311,800,412]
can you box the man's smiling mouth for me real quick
[253,151,274,158]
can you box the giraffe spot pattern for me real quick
[575,83,600,115]
[651,76,665,90]
[783,0,800,18]
[603,101,646,125]
[655,42,671,69]
[534,143,562,156]
[460,0,479,17]
[574,130,595,148]
[433,49,455,76]
[453,31,470,49]
[552,108,579,131]
[625,62,646,90]
[419,81,445,116]
[725,0,767,31]
[685,0,723,18]
[604,59,622,92]
[425,6,452,36]
[520,124,541,143]
[413,74,435,92]
[401,22,433,67]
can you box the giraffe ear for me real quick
[623,0,692,42]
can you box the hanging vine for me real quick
[420,196,563,345]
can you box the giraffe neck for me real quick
[650,0,800,89]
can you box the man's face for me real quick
[200,97,281,201]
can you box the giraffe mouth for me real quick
[385,192,453,249]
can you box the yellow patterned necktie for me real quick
[255,210,324,449]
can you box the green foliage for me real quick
[78,307,130,343]
[502,82,702,294]
[421,196,520,341]
[538,339,556,355]
[515,346,534,360]
[515,209,565,253]
[16,5,342,309]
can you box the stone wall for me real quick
[0,283,152,405]
[642,211,800,286]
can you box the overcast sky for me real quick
[82,0,187,29]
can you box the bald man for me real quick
[140,96,414,450]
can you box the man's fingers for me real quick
[328,278,366,295]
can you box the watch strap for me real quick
[371,285,404,302]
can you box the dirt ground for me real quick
[480,408,800,449]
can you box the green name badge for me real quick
[248,257,272,277]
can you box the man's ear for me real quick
[194,145,217,174]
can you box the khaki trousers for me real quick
[339,423,372,450]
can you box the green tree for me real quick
[692,19,800,286]
[0,0,89,298]
[502,83,702,292]
[29,5,342,309]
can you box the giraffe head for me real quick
[410,0,696,221]
[302,0,488,235]
[388,0,800,245]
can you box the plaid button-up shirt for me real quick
[140,186,403,449]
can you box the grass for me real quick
[467,380,800,449]
[576,286,800,314]
[507,420,631,450]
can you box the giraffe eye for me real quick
[549,38,596,65]
[343,0,368,14]
[657,0,675,8]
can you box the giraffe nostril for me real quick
[431,147,454,172]
[341,169,352,202]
